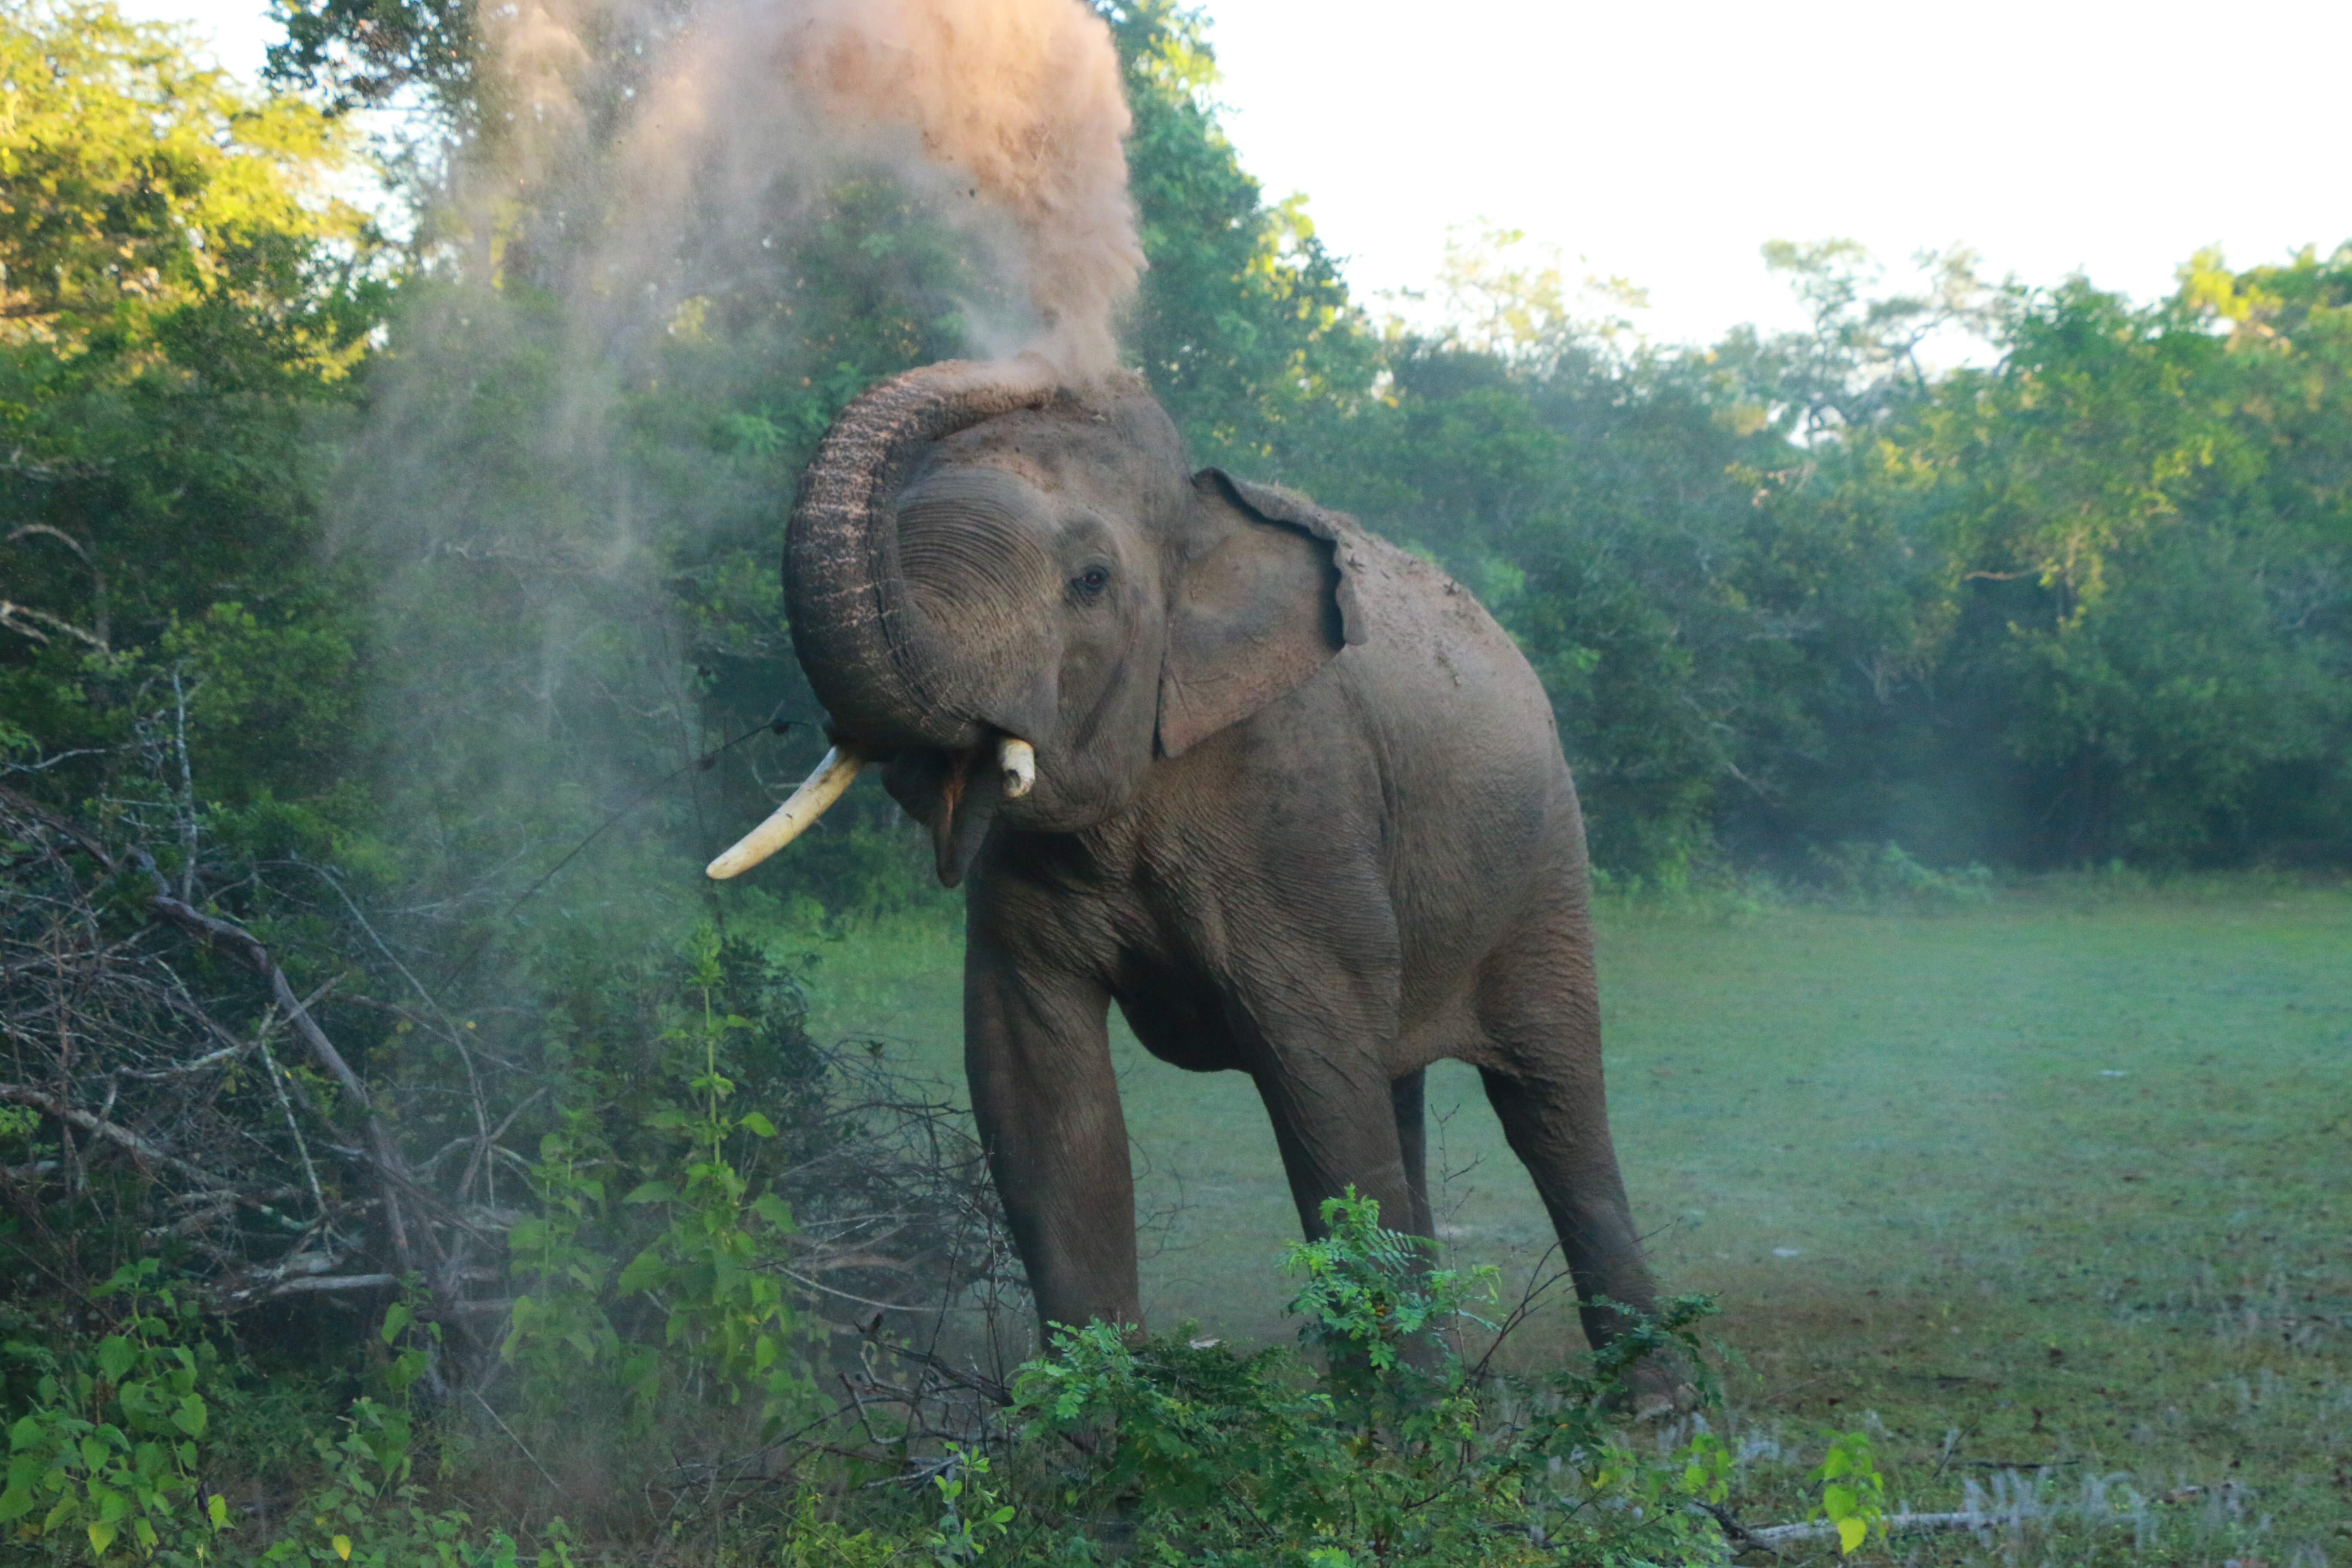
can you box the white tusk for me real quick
[998,737,1035,799]
[705,745,864,879]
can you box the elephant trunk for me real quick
[786,355,1060,751]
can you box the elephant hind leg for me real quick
[1475,1064,1656,1348]
[1472,919,1660,1353]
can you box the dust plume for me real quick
[735,0,1133,375]
[332,0,1150,947]
[509,0,1143,379]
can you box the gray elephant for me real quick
[710,354,1662,1360]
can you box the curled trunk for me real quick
[786,355,1059,749]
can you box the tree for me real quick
[0,1,383,835]
[1098,0,1377,469]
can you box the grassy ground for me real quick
[789,876,2352,1564]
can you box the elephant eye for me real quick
[1071,565,1112,596]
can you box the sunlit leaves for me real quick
[0,1,373,366]
[1810,1430,1888,1554]
[1106,0,1376,468]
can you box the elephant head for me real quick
[708,356,1364,886]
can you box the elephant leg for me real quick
[1473,919,1661,1354]
[1255,1055,1438,1371]
[1252,1054,1419,1250]
[963,929,1138,1336]
[1475,1065,1657,1345]
[1391,1069,1435,1240]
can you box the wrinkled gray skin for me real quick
[783,358,1661,1359]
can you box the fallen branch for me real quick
[259,1273,400,1298]
[0,1080,303,1202]
[1746,1510,1991,1543]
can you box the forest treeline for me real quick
[5,4,2347,896]
[0,1,2346,1563]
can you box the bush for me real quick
[1003,1191,1730,1567]
[1804,841,1995,912]
[1,1262,230,1564]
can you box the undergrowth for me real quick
[5,1180,1758,1566]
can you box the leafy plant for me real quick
[1809,1430,1888,1555]
[0,1261,230,1564]
[506,925,812,1439]
[616,927,809,1437]
[1285,1188,1501,1372]
[924,1447,1015,1568]
[1013,1193,1729,1565]
[253,1310,572,1568]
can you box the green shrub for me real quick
[1806,841,1995,911]
[503,924,817,1439]
[1006,1191,1729,1566]
[1,1261,230,1565]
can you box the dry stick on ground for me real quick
[1699,1502,2000,1556]
[1749,1510,1995,1543]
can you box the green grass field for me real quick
[793,876,2352,1562]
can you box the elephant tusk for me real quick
[705,745,864,879]
[998,737,1035,799]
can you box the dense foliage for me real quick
[1270,236,2352,877]
[2,0,2347,1562]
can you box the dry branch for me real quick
[0,1079,300,1201]
[1748,1509,1994,1542]
[0,784,454,1322]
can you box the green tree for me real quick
[1871,259,2352,860]
[1107,0,1376,470]
[0,1,382,843]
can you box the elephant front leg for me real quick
[964,932,1138,1336]
[1222,888,1421,1252]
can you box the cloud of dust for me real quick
[499,0,1142,380]
[334,0,1145,950]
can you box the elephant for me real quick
[709,353,1665,1364]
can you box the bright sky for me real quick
[143,0,2352,348]
[1201,0,2352,346]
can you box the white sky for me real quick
[139,0,2352,348]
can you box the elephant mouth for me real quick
[887,735,1035,888]
[705,733,1035,887]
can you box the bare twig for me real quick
[262,1274,399,1297]
[473,1388,566,1496]
[0,1080,301,1200]
[258,1038,328,1216]
[168,668,196,901]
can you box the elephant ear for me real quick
[1156,470,1367,759]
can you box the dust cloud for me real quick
[330,0,1146,936]
[488,0,1142,378]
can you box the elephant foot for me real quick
[1610,1349,1700,1420]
